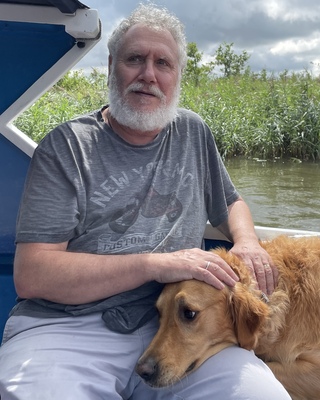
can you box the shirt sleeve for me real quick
[204,127,240,227]
[16,126,83,244]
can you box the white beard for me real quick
[108,73,180,132]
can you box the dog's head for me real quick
[136,250,270,388]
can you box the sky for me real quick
[74,0,320,76]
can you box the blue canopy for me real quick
[0,0,101,338]
[0,0,88,14]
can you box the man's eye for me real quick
[127,55,143,64]
[157,59,170,67]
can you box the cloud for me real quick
[260,0,320,22]
[76,0,320,75]
[270,35,320,56]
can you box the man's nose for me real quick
[139,60,157,83]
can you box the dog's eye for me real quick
[183,309,197,320]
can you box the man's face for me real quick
[108,23,181,132]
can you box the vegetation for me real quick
[214,42,250,77]
[14,43,320,161]
[15,69,108,143]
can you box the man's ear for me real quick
[230,285,269,350]
[107,55,113,86]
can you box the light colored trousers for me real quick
[0,313,291,400]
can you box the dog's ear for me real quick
[230,285,269,350]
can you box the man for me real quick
[0,4,290,399]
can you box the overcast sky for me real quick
[75,0,320,76]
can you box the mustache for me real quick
[125,83,166,101]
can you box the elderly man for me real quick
[0,4,289,400]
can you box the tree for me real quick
[214,42,250,77]
[184,42,213,86]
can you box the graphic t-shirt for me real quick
[13,107,239,333]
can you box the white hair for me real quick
[108,3,187,70]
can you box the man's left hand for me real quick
[230,241,278,295]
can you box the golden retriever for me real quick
[136,235,320,400]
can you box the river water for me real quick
[224,158,320,232]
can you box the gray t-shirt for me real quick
[12,107,239,333]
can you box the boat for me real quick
[0,0,319,340]
[0,0,101,339]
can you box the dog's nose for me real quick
[136,356,158,382]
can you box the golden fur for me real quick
[136,235,320,400]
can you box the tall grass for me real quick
[15,69,108,142]
[14,68,320,160]
[181,70,320,160]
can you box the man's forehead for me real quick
[121,24,179,56]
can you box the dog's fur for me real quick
[136,235,320,400]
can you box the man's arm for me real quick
[14,241,240,305]
[216,196,278,295]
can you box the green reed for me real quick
[14,69,108,143]
[181,70,320,160]
[14,68,320,160]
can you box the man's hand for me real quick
[151,248,239,290]
[230,240,278,295]
[216,197,279,295]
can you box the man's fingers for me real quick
[198,258,239,289]
[251,260,277,295]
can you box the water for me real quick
[224,158,320,232]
